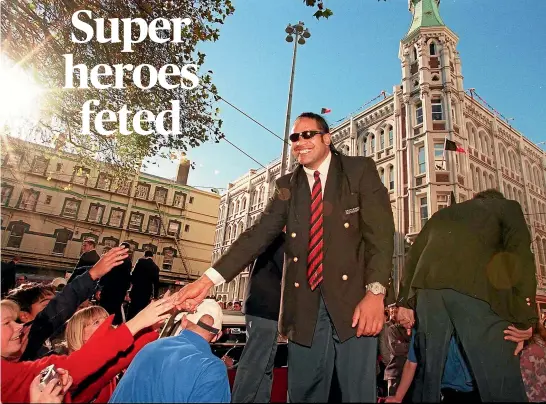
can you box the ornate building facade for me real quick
[212,0,546,317]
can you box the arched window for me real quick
[508,151,515,172]
[469,164,475,189]
[412,47,418,62]
[518,190,524,209]
[363,137,368,156]
[483,171,488,190]
[467,124,475,147]
[388,165,394,191]
[370,135,376,153]
[235,201,240,214]
[476,167,482,191]
[489,174,495,189]
[379,130,385,150]
[388,126,393,146]
[429,41,437,56]
[241,198,246,211]
[379,168,385,185]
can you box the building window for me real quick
[429,42,436,56]
[370,136,375,154]
[4,152,23,168]
[18,189,39,211]
[389,166,394,191]
[96,173,112,190]
[135,183,150,200]
[61,198,81,218]
[56,163,63,172]
[52,229,72,255]
[173,191,186,208]
[45,195,52,205]
[7,222,27,249]
[415,102,423,125]
[102,237,119,249]
[437,194,449,210]
[154,187,168,204]
[108,208,125,227]
[379,168,385,185]
[432,98,443,121]
[418,146,426,174]
[184,224,190,232]
[72,167,91,186]
[147,216,161,235]
[142,243,158,254]
[31,157,49,175]
[189,196,194,204]
[380,130,385,150]
[162,248,176,271]
[420,197,428,226]
[434,143,446,170]
[116,181,131,195]
[128,212,144,231]
[1,184,13,206]
[388,126,393,146]
[168,220,181,237]
[87,203,105,223]
[363,139,368,156]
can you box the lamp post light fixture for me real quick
[280,21,311,176]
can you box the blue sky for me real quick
[143,0,546,191]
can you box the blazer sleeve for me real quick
[359,158,395,288]
[214,177,289,283]
[501,200,538,328]
[20,270,97,361]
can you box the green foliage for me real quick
[1,0,234,177]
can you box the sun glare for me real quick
[0,57,43,130]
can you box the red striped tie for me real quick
[308,171,324,290]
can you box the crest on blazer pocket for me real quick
[345,207,360,215]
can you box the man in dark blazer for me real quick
[397,189,537,402]
[128,250,160,320]
[232,232,285,403]
[67,238,100,284]
[100,242,132,324]
[177,112,395,402]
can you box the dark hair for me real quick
[7,283,56,313]
[144,250,154,258]
[295,112,338,155]
[474,189,505,200]
[296,112,330,133]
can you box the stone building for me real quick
[1,136,220,287]
[212,0,546,316]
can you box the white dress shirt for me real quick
[204,153,333,286]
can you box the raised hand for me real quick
[174,276,214,312]
[126,292,175,336]
[29,368,72,403]
[89,246,129,280]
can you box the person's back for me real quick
[110,299,230,403]
[403,194,536,328]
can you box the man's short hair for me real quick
[83,238,96,248]
[144,250,154,258]
[474,189,505,200]
[7,283,56,313]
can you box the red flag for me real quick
[445,139,466,153]
[321,108,331,114]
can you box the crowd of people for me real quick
[1,111,545,403]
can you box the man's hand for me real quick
[396,307,415,330]
[352,292,385,337]
[89,247,129,280]
[504,325,533,355]
[174,275,214,311]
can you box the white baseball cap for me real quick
[185,299,223,334]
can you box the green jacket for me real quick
[398,197,538,329]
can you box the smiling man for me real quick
[176,112,394,402]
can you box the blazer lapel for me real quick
[322,153,341,256]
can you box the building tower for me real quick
[399,0,466,240]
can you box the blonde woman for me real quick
[66,305,160,403]
[2,251,174,404]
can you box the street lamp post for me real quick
[280,21,311,176]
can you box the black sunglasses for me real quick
[289,130,325,143]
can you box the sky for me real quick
[12,0,544,192]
